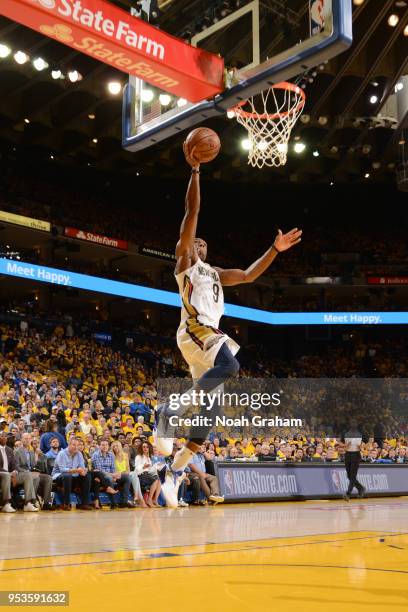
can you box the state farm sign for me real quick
[38,0,166,59]
[1,0,224,102]
[65,226,128,250]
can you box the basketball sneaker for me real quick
[209,495,224,505]
[153,405,174,456]
[161,468,183,509]
[1,503,16,513]
[23,502,39,512]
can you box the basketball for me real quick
[185,127,221,163]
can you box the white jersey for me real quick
[175,258,223,327]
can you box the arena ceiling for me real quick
[0,0,407,184]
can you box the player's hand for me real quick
[274,228,302,252]
[183,142,200,170]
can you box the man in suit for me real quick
[0,431,38,512]
[15,433,53,511]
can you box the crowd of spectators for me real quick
[0,319,407,512]
[1,168,407,279]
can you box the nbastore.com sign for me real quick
[217,463,408,501]
[65,226,128,250]
[1,0,224,102]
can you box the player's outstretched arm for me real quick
[215,228,302,286]
[175,143,201,273]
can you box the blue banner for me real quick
[1,258,408,325]
[216,462,408,501]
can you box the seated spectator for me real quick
[226,447,239,461]
[188,444,224,504]
[260,444,272,460]
[134,441,161,507]
[51,438,92,510]
[80,411,93,435]
[111,440,146,508]
[251,443,263,459]
[40,420,67,454]
[396,447,408,463]
[325,447,340,462]
[14,433,53,510]
[218,432,229,448]
[0,431,38,512]
[45,437,60,459]
[91,440,134,509]
[215,448,228,460]
[293,448,305,462]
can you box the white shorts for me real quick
[177,318,240,380]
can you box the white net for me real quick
[231,82,306,168]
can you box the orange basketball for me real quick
[185,127,221,163]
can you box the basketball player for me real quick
[158,141,302,507]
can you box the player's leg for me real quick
[172,343,239,469]
[161,343,239,507]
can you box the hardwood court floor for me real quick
[1,498,408,612]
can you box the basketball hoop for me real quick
[229,82,306,168]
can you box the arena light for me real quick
[0,44,11,59]
[51,69,62,80]
[14,51,28,65]
[318,116,328,125]
[313,150,320,157]
[257,140,268,152]
[395,81,404,92]
[33,57,48,71]
[159,93,171,106]
[177,98,187,107]
[364,172,370,179]
[68,70,81,83]
[353,0,365,5]
[24,118,30,124]
[88,113,96,120]
[107,81,122,95]
[92,138,98,144]
[241,138,251,151]
[227,110,235,119]
[370,95,378,104]
[294,142,306,153]
[276,143,288,154]
[404,24,408,36]
[388,14,399,27]
[141,88,154,103]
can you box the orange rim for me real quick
[229,81,306,120]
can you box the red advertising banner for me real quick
[65,226,128,250]
[0,0,224,102]
[367,276,408,285]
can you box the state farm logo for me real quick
[39,23,73,43]
[31,0,56,8]
[76,230,86,240]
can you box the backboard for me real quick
[122,0,352,152]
